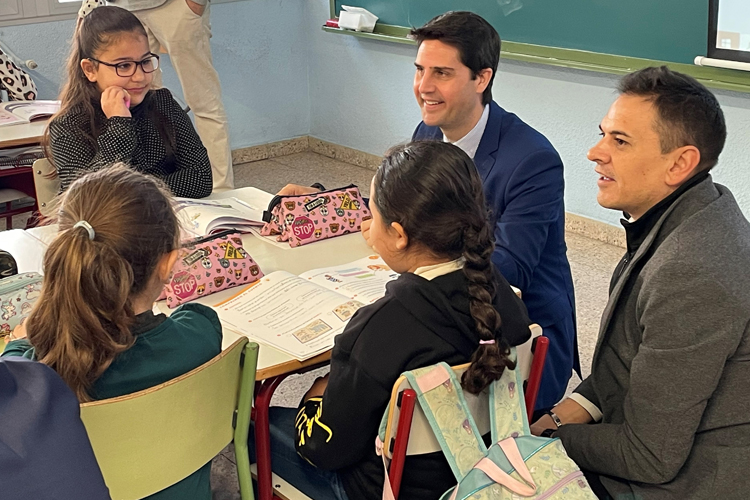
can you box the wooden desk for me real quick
[0,120,47,225]
[9,187,374,500]
[21,189,375,379]
[0,120,47,149]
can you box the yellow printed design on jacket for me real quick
[295,397,334,446]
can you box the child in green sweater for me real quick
[2,165,221,499]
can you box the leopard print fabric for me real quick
[0,48,37,101]
[78,0,105,18]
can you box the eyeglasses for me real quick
[88,54,160,77]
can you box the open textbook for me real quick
[0,100,60,127]
[175,187,274,236]
[214,255,398,360]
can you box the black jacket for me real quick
[295,267,531,500]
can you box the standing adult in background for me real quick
[531,67,750,499]
[79,0,234,191]
[410,11,577,413]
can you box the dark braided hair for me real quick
[373,141,515,394]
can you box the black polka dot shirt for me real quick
[48,88,213,198]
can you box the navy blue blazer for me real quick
[0,358,111,499]
[414,101,578,407]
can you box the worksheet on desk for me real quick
[299,255,399,304]
[214,271,364,360]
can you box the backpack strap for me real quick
[404,362,487,480]
[448,438,538,500]
[489,347,531,442]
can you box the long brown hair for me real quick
[42,6,175,164]
[26,165,179,401]
[373,141,515,394]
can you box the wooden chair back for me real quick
[32,158,60,217]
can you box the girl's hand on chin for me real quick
[101,86,132,119]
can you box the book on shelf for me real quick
[214,255,398,360]
[175,187,274,236]
[0,145,45,169]
[0,100,60,127]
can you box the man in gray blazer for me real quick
[531,66,750,499]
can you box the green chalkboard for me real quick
[333,0,707,65]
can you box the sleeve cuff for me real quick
[569,393,603,422]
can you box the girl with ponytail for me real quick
[255,141,531,500]
[2,165,221,500]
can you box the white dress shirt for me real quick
[443,104,490,159]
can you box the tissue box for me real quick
[338,5,378,33]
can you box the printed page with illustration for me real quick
[215,255,397,360]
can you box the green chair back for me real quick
[80,338,258,500]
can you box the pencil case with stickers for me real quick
[162,230,263,308]
[0,272,43,342]
[260,184,371,247]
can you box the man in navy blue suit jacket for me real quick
[410,12,578,411]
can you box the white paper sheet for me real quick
[214,271,365,360]
[298,255,398,304]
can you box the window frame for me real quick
[0,0,79,27]
[708,0,750,64]
[0,0,239,27]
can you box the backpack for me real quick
[376,356,598,500]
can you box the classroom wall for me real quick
[304,0,750,226]
[3,0,750,226]
[0,0,310,149]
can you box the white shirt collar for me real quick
[413,258,464,281]
[443,104,490,159]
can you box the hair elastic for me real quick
[73,220,95,241]
[479,339,496,345]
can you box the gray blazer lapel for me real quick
[593,200,683,355]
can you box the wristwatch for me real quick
[540,428,556,438]
[547,410,563,429]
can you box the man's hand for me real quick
[530,398,594,435]
[101,87,131,119]
[530,414,558,436]
[303,374,330,402]
[185,0,205,16]
[277,184,322,196]
[361,218,374,248]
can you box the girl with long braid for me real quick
[252,141,532,500]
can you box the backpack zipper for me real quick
[534,470,585,500]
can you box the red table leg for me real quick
[254,374,290,500]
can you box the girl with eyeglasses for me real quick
[43,6,212,198]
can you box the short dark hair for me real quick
[618,66,726,172]
[410,11,500,106]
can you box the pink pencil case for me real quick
[162,230,263,308]
[260,184,371,247]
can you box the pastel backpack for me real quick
[376,358,597,500]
